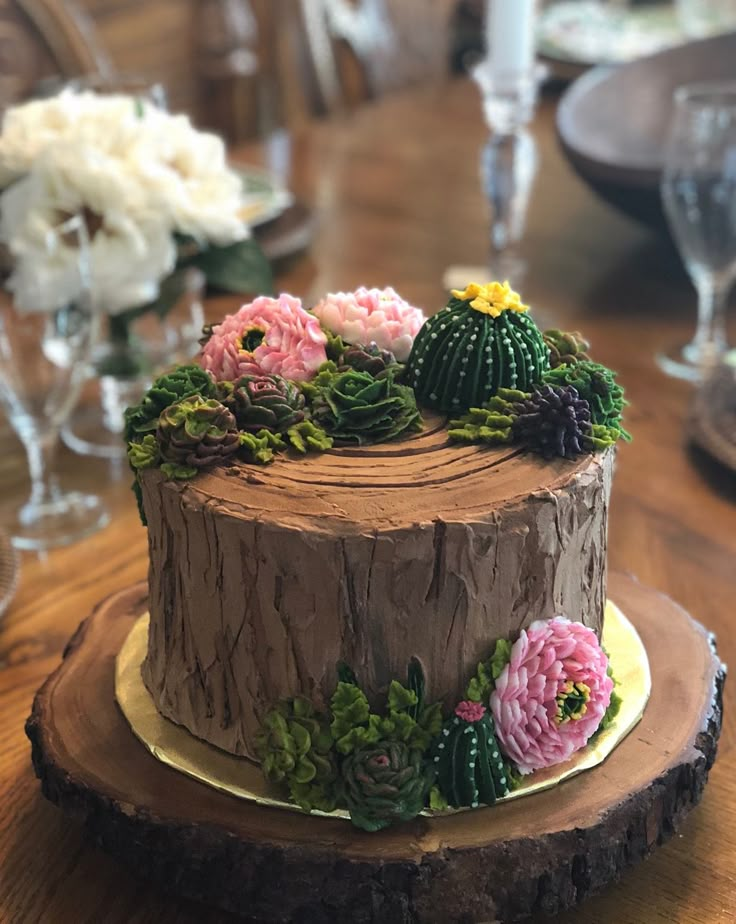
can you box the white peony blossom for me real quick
[0,91,251,313]
[1,142,176,314]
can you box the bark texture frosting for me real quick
[141,417,613,760]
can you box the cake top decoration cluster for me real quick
[124,280,629,520]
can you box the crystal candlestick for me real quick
[472,61,545,281]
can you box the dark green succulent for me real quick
[123,364,214,443]
[156,395,240,471]
[311,368,421,444]
[341,741,433,832]
[219,373,306,434]
[255,697,337,813]
[542,360,630,438]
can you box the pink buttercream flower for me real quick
[199,294,328,383]
[490,617,613,775]
[311,286,425,362]
[454,700,486,723]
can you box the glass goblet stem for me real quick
[23,429,63,511]
[689,274,730,365]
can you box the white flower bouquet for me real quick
[0,90,272,362]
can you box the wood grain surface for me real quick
[1,79,736,923]
[24,574,723,924]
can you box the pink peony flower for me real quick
[490,617,613,775]
[311,286,425,362]
[454,701,486,723]
[199,294,328,383]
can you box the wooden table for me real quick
[1,79,735,924]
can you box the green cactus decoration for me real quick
[157,395,240,469]
[341,740,434,832]
[219,373,306,434]
[406,283,549,413]
[542,360,630,439]
[254,697,338,813]
[311,368,422,445]
[124,364,215,443]
[433,702,512,808]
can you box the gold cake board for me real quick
[114,601,651,819]
[25,574,724,923]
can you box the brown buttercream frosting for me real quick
[141,416,614,759]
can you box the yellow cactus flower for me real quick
[450,281,529,318]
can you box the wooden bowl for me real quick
[556,32,736,231]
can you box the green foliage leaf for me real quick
[160,461,197,480]
[330,681,371,749]
[190,238,273,295]
[286,420,333,454]
[429,785,449,811]
[387,680,418,713]
[465,639,512,702]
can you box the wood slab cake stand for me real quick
[26,573,723,924]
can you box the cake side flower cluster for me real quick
[254,616,622,832]
[123,281,630,524]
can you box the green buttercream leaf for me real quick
[330,681,371,751]
[238,428,285,464]
[489,638,513,680]
[160,462,197,480]
[123,364,215,443]
[465,639,511,702]
[429,785,449,811]
[286,420,333,454]
[127,434,160,470]
[387,680,418,713]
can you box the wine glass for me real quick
[659,82,736,381]
[0,217,109,549]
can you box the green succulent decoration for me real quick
[543,329,591,369]
[512,384,594,460]
[542,360,630,439]
[254,697,338,813]
[127,433,160,471]
[239,428,285,464]
[311,368,422,445]
[330,671,442,757]
[124,364,215,443]
[433,703,512,808]
[447,388,529,445]
[157,395,240,473]
[342,741,434,832]
[219,373,306,434]
[406,283,549,413]
[338,342,401,379]
[285,420,334,454]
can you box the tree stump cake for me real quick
[141,425,613,759]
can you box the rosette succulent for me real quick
[312,286,425,362]
[156,395,239,472]
[542,360,629,437]
[338,342,399,378]
[199,293,328,382]
[543,329,591,369]
[512,384,593,460]
[311,368,422,444]
[255,697,337,813]
[433,702,512,808]
[491,617,614,774]
[341,741,433,832]
[124,364,215,442]
[219,373,306,434]
[407,282,550,413]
